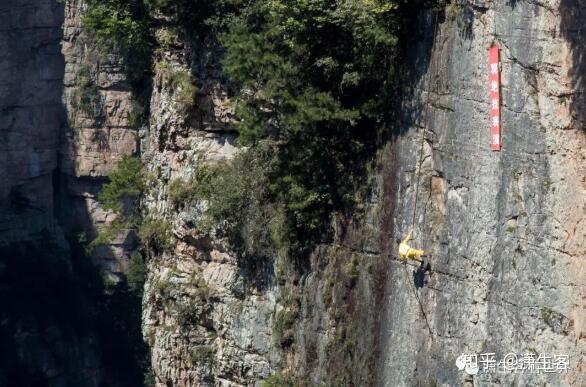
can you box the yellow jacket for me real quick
[398,233,425,261]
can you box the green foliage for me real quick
[175,276,211,327]
[157,28,179,48]
[139,218,174,253]
[176,301,201,327]
[145,0,236,36]
[445,2,464,20]
[126,251,147,292]
[129,100,147,129]
[156,62,198,112]
[342,254,360,280]
[262,371,296,387]
[221,0,399,142]
[272,289,300,348]
[94,157,174,256]
[98,155,145,214]
[193,146,278,256]
[190,345,215,366]
[82,0,152,83]
[201,0,405,256]
[72,65,102,116]
[153,275,173,301]
[87,217,133,253]
[170,71,197,111]
[84,0,411,260]
[167,178,193,206]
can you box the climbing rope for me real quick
[492,1,498,41]
[403,264,434,337]
[410,11,440,240]
[398,10,441,340]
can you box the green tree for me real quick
[98,155,145,215]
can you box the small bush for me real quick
[72,65,102,117]
[190,345,215,366]
[128,100,147,129]
[193,146,279,256]
[156,62,197,112]
[157,28,179,48]
[139,219,174,253]
[262,371,296,387]
[168,178,193,206]
[176,301,201,327]
[190,275,212,302]
[170,71,197,110]
[99,155,145,215]
[87,217,133,253]
[446,3,464,20]
[126,251,147,293]
[272,292,299,349]
[342,254,360,280]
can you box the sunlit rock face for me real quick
[0,0,584,386]
[377,1,585,385]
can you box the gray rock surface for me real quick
[0,0,65,244]
[0,0,583,386]
[377,1,585,385]
[141,33,276,386]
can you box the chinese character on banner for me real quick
[491,98,499,110]
[488,45,501,151]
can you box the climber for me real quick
[398,233,425,262]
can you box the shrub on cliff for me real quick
[138,218,174,254]
[98,155,146,215]
[85,0,407,260]
[193,146,277,256]
[82,0,152,83]
[212,0,401,255]
[126,251,147,292]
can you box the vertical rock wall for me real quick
[141,32,278,386]
[60,0,138,275]
[0,1,144,385]
[377,1,585,385]
[2,1,583,386]
[0,0,65,244]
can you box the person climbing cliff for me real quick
[398,233,425,262]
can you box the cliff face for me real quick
[89,0,585,385]
[0,0,64,244]
[139,33,278,385]
[61,0,138,276]
[0,0,584,386]
[378,1,585,385]
[0,1,142,385]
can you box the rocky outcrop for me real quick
[377,1,585,385]
[0,1,144,385]
[60,0,138,275]
[140,1,585,386]
[1,1,583,386]
[140,33,276,386]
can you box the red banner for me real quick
[488,45,501,151]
